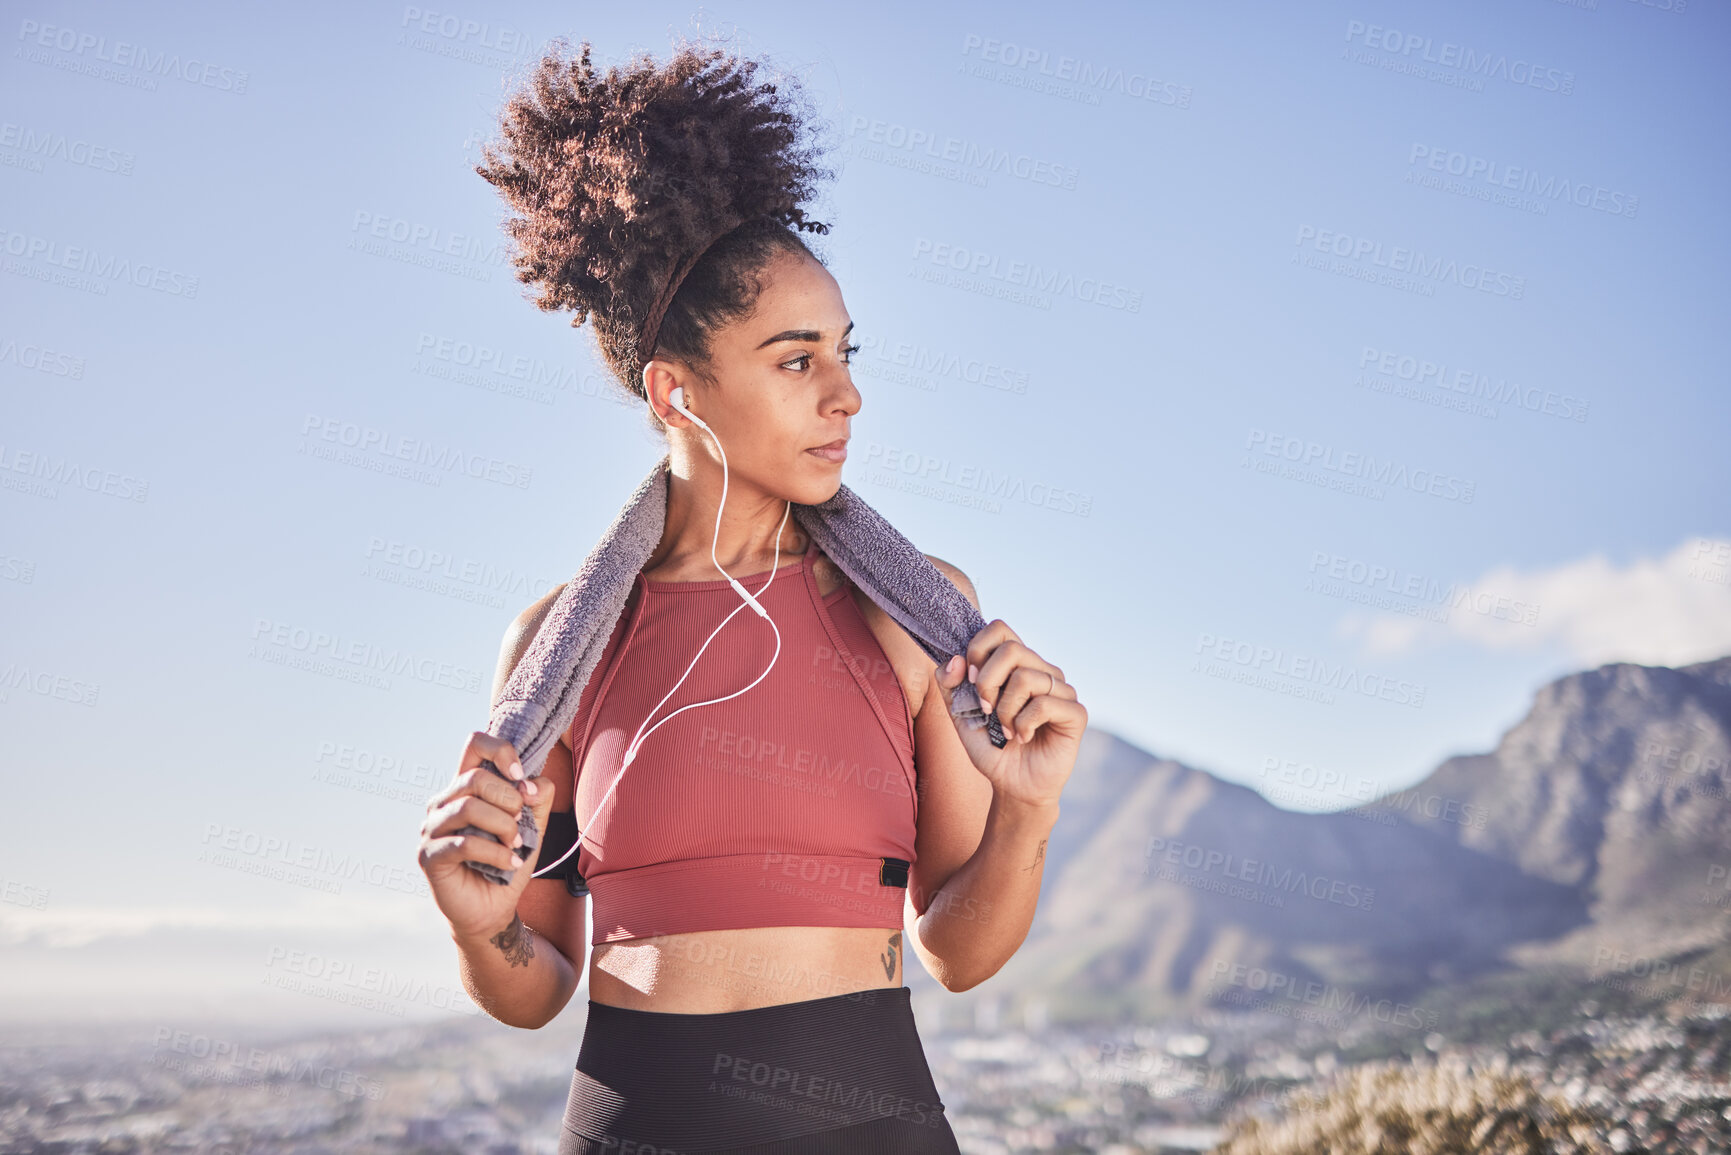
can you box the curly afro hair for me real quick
[475,36,837,415]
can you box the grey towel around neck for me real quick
[462,451,1006,886]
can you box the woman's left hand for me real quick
[934,619,1087,809]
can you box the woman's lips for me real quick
[807,441,848,463]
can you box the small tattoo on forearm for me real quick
[1024,839,1047,874]
[880,932,901,980]
[492,914,535,968]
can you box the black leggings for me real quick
[558,985,961,1154]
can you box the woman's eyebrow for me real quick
[754,319,855,350]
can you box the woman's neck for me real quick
[644,466,803,581]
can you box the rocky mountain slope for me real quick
[939,656,1731,1027]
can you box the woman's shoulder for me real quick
[922,554,978,610]
[492,583,568,705]
[836,551,979,723]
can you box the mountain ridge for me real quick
[929,654,1731,1028]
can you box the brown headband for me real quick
[635,212,745,369]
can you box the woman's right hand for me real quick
[418,732,559,942]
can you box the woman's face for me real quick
[655,252,861,507]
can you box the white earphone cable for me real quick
[531,389,789,881]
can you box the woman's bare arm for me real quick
[445,585,590,1029]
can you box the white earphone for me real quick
[667,385,773,621]
[530,379,791,882]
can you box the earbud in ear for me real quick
[666,385,711,431]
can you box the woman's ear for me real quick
[643,361,679,426]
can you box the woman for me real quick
[416,37,1086,1154]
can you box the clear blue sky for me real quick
[2,0,1726,1024]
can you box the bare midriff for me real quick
[587,924,906,1012]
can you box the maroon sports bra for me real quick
[563,536,919,945]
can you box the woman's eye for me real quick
[782,346,862,372]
